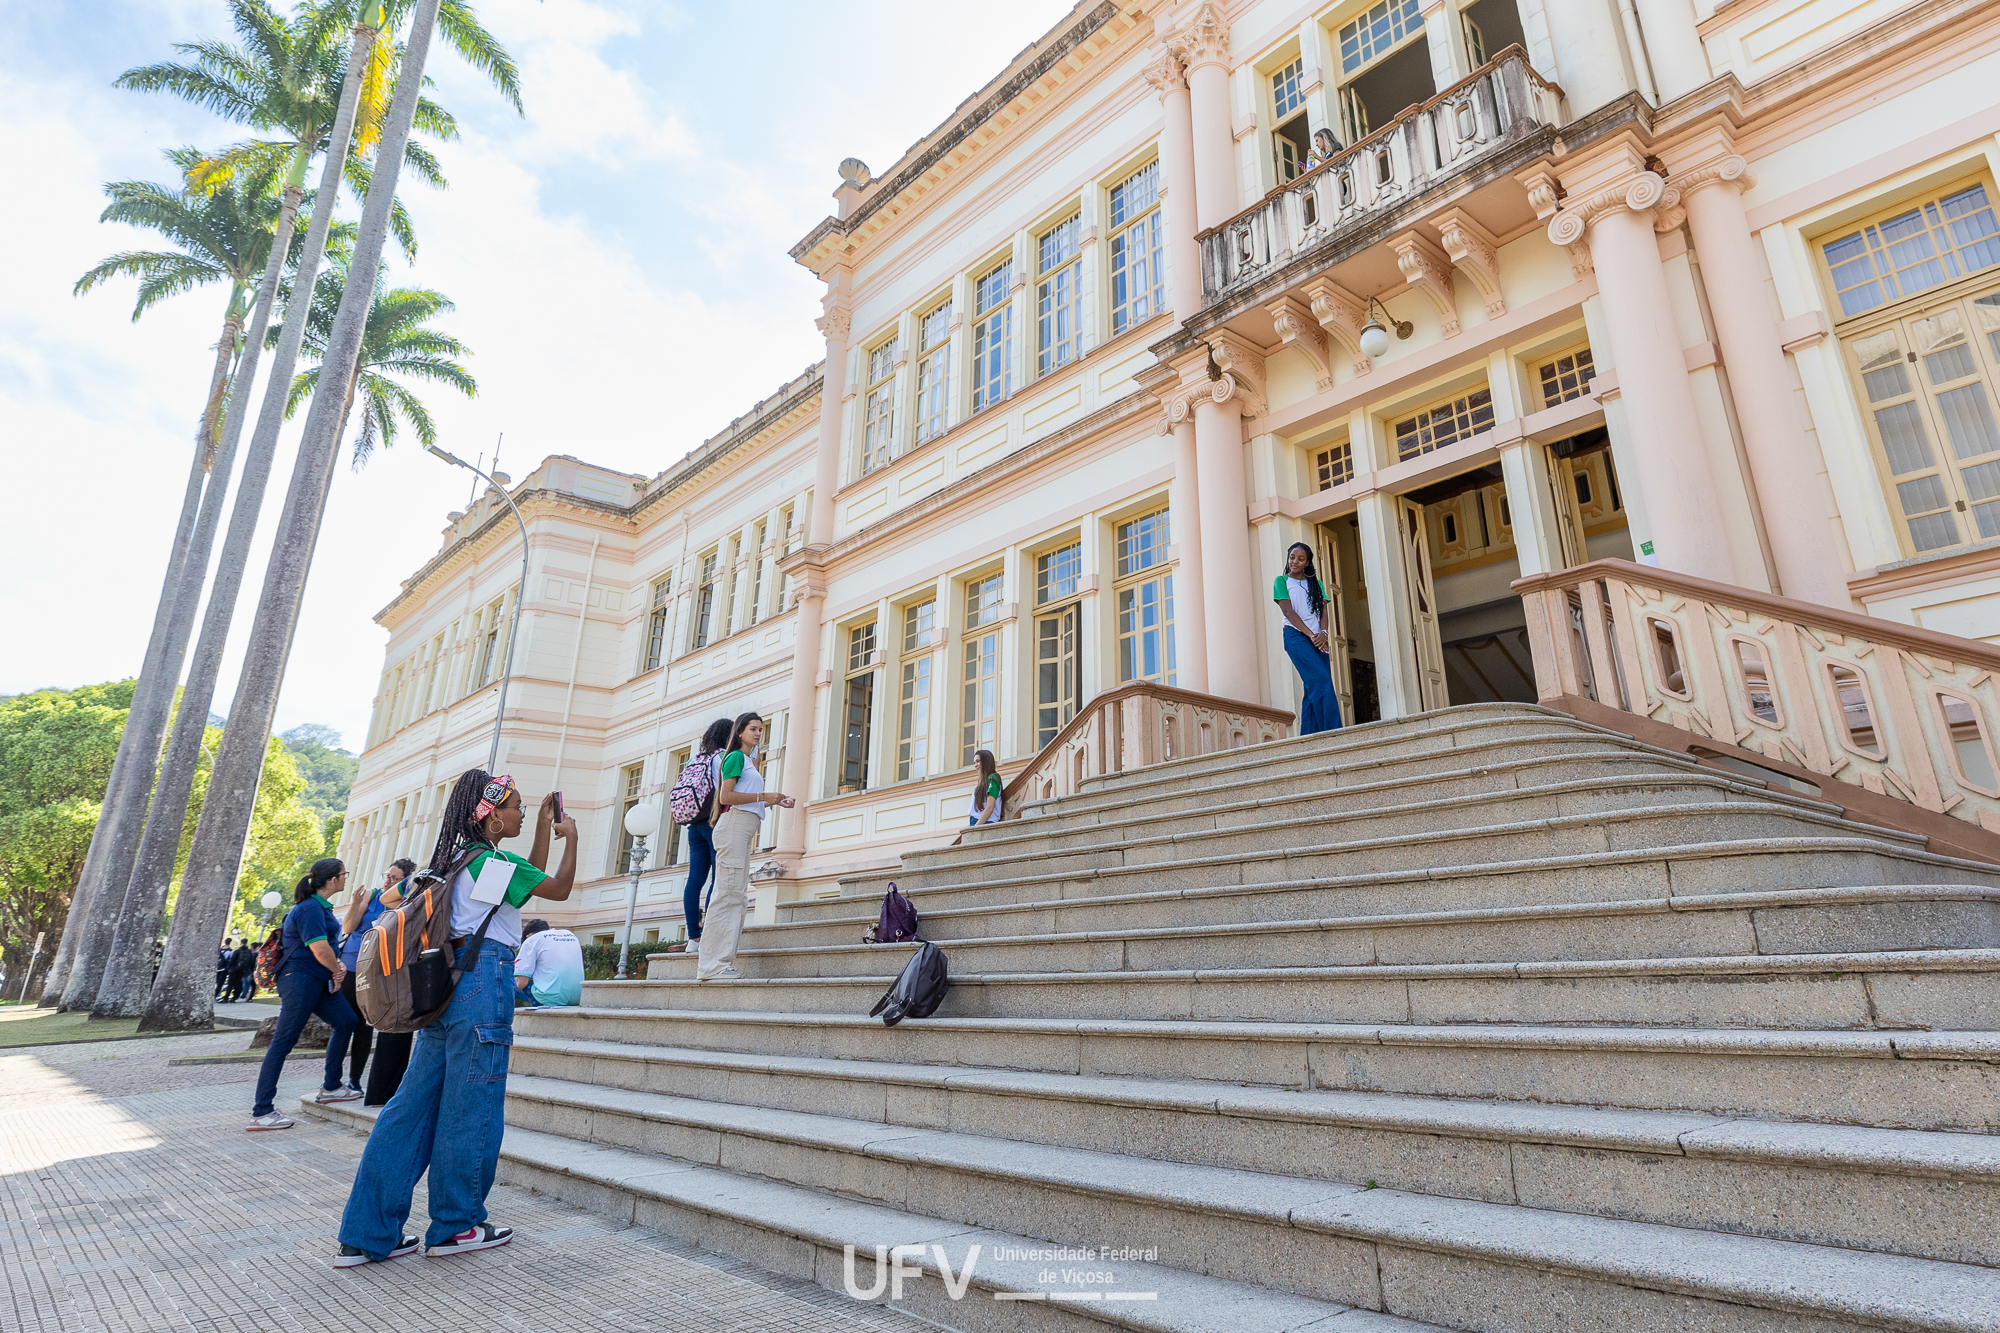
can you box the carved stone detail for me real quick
[815,308,851,344]
[1545,170,1673,248]
[1564,236,1595,279]
[1143,49,1187,97]
[1518,167,1563,221]
[1392,231,1460,337]
[1435,210,1505,320]
[1673,154,1757,198]
[1306,280,1373,376]
[1167,4,1229,70]
[1267,296,1332,392]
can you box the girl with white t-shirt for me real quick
[1272,542,1344,736]
[697,711,797,981]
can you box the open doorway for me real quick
[1406,464,1535,706]
[1317,517,1381,723]
[1341,36,1434,142]
[1458,0,1526,69]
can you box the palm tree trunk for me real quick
[90,177,309,1020]
[140,8,417,1035]
[55,298,244,1012]
[38,443,208,1005]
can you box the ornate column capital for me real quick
[1671,153,1757,199]
[1162,331,1267,423]
[1143,47,1188,96]
[1166,3,1228,72]
[815,307,851,344]
[1545,170,1677,247]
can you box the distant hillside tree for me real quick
[280,723,357,819]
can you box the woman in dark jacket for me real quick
[246,859,360,1130]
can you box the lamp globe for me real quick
[623,802,661,839]
[1359,321,1391,360]
[260,891,282,910]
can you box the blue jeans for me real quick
[1284,625,1344,736]
[253,967,356,1117]
[682,821,715,940]
[337,940,514,1255]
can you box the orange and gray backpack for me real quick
[353,848,501,1033]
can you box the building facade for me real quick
[343,0,2000,943]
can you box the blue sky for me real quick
[0,0,1076,752]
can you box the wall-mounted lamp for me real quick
[1358,296,1413,360]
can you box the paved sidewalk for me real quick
[0,1034,927,1332]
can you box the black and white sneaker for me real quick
[333,1235,420,1268]
[426,1223,512,1257]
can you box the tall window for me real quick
[1315,440,1354,491]
[692,552,717,648]
[644,575,672,671]
[1037,217,1082,376]
[1116,510,1174,685]
[615,763,644,874]
[1393,386,1495,461]
[841,622,877,793]
[1035,543,1082,748]
[478,601,502,685]
[961,573,1003,765]
[862,336,899,474]
[1270,55,1309,182]
[1847,289,2000,552]
[915,303,953,444]
[896,599,936,781]
[1537,346,1596,407]
[1822,183,2000,319]
[973,260,1013,411]
[1110,163,1164,334]
[1339,0,1422,73]
[745,522,766,628]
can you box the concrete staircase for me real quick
[304,703,2000,1332]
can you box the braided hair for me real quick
[1284,542,1328,622]
[429,768,499,875]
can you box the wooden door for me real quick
[1397,496,1449,711]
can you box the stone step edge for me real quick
[918,762,1859,877]
[773,837,2000,932]
[511,1034,2000,1183]
[664,886,2000,961]
[624,946,2000,987]
[523,1009,2000,1062]
[889,776,1908,892]
[292,1097,1445,1333]
[497,1074,2000,1332]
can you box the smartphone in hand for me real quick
[551,790,565,824]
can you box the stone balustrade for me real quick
[1198,48,1563,304]
[1002,681,1294,816]
[1516,558,2000,834]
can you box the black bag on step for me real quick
[869,941,948,1026]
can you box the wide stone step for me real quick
[489,1074,2000,1331]
[650,886,2000,976]
[777,837,2000,935]
[514,1009,2000,1130]
[603,948,2000,1030]
[903,769,1855,882]
[292,1099,1419,1333]
[507,1037,2000,1267]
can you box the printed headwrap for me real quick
[474,774,517,822]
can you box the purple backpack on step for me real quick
[867,883,919,944]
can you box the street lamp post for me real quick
[615,801,660,981]
[258,889,283,934]
[424,443,531,773]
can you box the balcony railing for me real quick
[1515,559,2000,840]
[999,681,1294,817]
[1199,48,1563,302]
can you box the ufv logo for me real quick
[842,1243,982,1301]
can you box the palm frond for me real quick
[113,55,261,123]
[185,138,294,193]
[285,363,321,419]
[437,0,523,113]
[73,251,226,319]
[400,138,447,190]
[412,95,458,142]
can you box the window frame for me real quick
[914,300,954,444]
[691,551,718,649]
[861,333,901,475]
[643,575,672,672]
[896,598,937,783]
[973,257,1014,412]
[1108,161,1165,336]
[1036,214,1084,378]
[1816,177,2000,323]
[1114,507,1175,687]
[840,620,878,794]
[1534,343,1597,409]
[960,572,1004,767]
[1390,383,1496,462]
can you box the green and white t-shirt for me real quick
[967,772,1003,824]
[1272,574,1326,636]
[719,749,766,819]
[450,847,549,950]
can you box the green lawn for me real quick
[0,1005,247,1048]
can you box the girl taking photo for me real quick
[1273,541,1344,736]
[697,712,796,981]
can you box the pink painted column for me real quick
[1148,50,1203,319]
[1193,395,1259,700]
[1176,5,1236,231]
[1554,174,1733,584]
[1168,417,1209,691]
[1679,158,1849,606]
[776,298,850,859]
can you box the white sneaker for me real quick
[426,1223,513,1257]
[247,1112,293,1131]
[696,965,741,981]
[314,1086,362,1104]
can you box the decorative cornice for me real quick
[1167,3,1229,70]
[1267,295,1332,392]
[1392,230,1461,337]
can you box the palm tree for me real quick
[74,148,286,459]
[283,271,477,465]
[142,0,454,1034]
